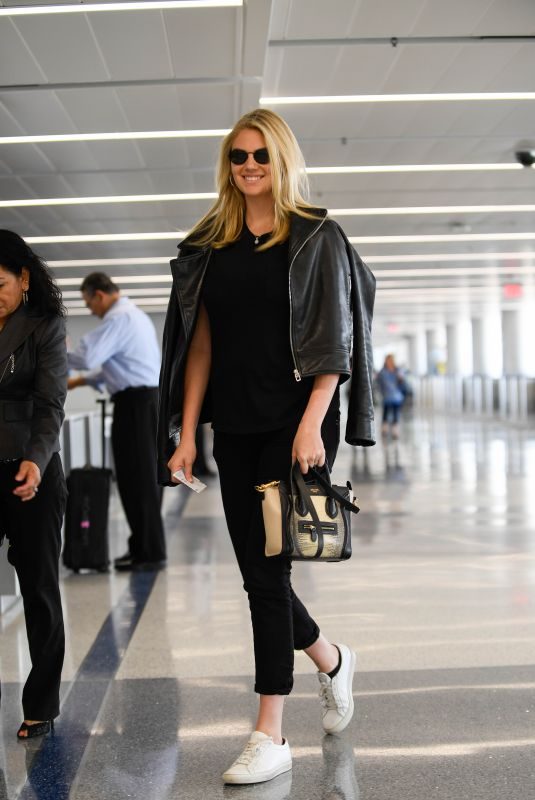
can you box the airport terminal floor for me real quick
[1,411,534,800]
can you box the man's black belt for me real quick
[111,386,158,401]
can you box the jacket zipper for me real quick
[288,216,327,381]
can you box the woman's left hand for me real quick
[292,422,326,475]
[13,460,42,502]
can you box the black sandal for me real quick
[17,719,54,740]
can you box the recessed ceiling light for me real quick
[0,1,242,17]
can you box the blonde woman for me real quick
[157,109,376,784]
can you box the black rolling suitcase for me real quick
[63,398,111,573]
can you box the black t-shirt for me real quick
[203,225,336,433]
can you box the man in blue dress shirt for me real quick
[67,273,166,571]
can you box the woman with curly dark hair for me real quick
[0,229,67,740]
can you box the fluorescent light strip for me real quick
[331,205,535,217]
[261,92,535,105]
[366,251,535,264]
[49,257,170,268]
[63,287,171,299]
[6,196,533,213]
[66,296,170,307]
[26,232,535,245]
[0,129,229,145]
[0,1,241,17]
[1,193,216,208]
[348,233,535,245]
[56,275,172,286]
[308,163,521,174]
[374,265,535,278]
[46,251,534,269]
[27,232,186,244]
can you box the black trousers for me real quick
[111,387,166,562]
[212,412,339,695]
[0,453,66,719]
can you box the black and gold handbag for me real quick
[256,463,359,562]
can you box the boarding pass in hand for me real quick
[173,469,207,493]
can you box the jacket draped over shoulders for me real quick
[157,209,376,486]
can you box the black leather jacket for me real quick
[157,208,376,485]
[0,305,67,474]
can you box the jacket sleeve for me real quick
[345,240,376,446]
[157,287,183,486]
[26,316,68,473]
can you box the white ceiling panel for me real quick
[283,0,357,39]
[1,90,77,134]
[470,0,535,35]
[88,11,173,81]
[57,88,129,132]
[0,19,46,85]
[12,16,109,83]
[164,7,239,78]
[408,0,494,36]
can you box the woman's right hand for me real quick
[167,438,197,483]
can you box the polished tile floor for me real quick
[1,412,534,799]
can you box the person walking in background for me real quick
[0,230,67,739]
[158,109,375,785]
[377,354,406,440]
[67,273,166,572]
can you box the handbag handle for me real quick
[290,463,360,521]
[302,464,360,515]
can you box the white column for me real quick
[471,317,484,374]
[406,332,427,376]
[471,309,503,377]
[426,327,446,375]
[446,320,472,376]
[501,309,523,375]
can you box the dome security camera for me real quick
[515,150,535,167]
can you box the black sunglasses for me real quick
[229,148,270,165]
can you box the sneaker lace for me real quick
[319,682,337,711]
[234,741,262,767]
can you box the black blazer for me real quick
[0,305,67,474]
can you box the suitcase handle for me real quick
[96,398,107,469]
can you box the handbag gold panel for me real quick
[262,486,284,556]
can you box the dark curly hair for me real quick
[0,229,65,318]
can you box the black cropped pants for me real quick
[0,453,66,720]
[213,413,339,695]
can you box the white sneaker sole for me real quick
[323,648,356,734]
[222,759,292,785]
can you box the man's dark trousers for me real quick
[111,387,166,562]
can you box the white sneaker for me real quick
[222,731,292,785]
[318,644,356,734]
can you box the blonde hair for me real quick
[187,108,316,250]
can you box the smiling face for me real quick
[230,128,273,201]
[0,265,28,328]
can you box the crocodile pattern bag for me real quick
[256,463,359,561]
